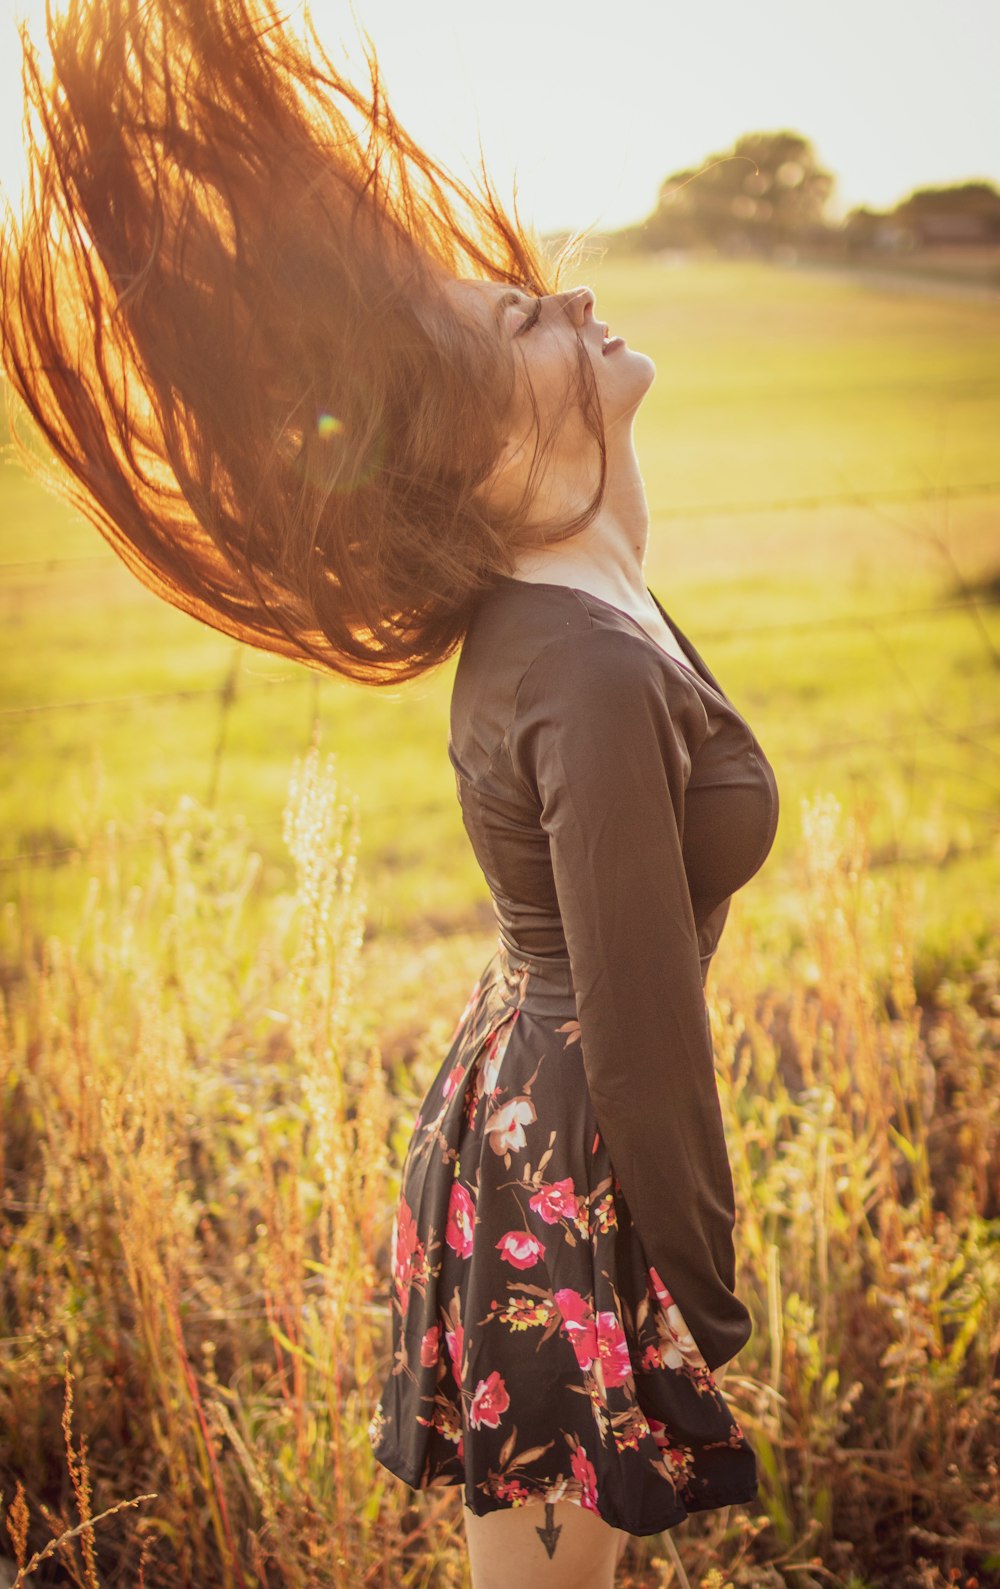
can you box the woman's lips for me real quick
[602,336,625,355]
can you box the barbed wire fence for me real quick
[4,476,999,571]
[2,478,998,876]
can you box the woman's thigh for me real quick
[462,1499,630,1589]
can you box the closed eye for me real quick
[513,297,543,335]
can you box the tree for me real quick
[842,182,1000,254]
[893,182,1000,244]
[638,131,835,256]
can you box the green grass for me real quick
[2,257,999,966]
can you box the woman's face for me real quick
[444,278,655,518]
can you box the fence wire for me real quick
[3,504,998,871]
[1,593,993,720]
[3,477,999,579]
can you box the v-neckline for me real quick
[492,575,732,707]
[633,589,732,707]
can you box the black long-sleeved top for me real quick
[448,575,779,1372]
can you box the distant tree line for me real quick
[604,131,1000,262]
[844,182,1000,254]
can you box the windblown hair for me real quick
[1,0,605,683]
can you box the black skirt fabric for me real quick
[367,941,759,1537]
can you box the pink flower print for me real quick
[477,1016,518,1101]
[445,1180,475,1259]
[484,1095,536,1156]
[554,1288,599,1371]
[647,1265,673,1308]
[528,1177,579,1224]
[468,1370,511,1430]
[596,1311,633,1388]
[419,1324,440,1367]
[648,1266,707,1369]
[392,1198,425,1319]
[570,1444,599,1514]
[554,1287,590,1325]
[442,1063,465,1101]
[646,1416,693,1486]
[445,1321,464,1390]
[495,1230,545,1270]
[491,1475,530,1504]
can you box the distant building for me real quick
[903,211,996,246]
[893,184,1000,248]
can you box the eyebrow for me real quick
[493,290,525,322]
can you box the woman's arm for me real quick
[508,622,752,1373]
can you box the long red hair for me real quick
[1,0,604,683]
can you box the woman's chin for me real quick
[602,350,656,422]
[626,347,657,388]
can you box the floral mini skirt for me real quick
[367,941,759,1537]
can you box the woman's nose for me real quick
[560,287,595,326]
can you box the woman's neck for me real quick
[509,430,655,612]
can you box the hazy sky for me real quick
[1,0,997,234]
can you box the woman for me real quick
[2,1,778,1582]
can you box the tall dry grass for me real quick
[710,794,1000,1587]
[0,754,997,1588]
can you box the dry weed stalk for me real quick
[0,1361,155,1588]
[710,793,1000,1579]
[1,773,997,1586]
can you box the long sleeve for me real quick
[507,624,753,1372]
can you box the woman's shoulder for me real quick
[450,578,710,785]
[461,577,703,703]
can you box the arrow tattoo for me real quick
[535,1500,562,1559]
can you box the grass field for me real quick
[3,256,999,1586]
[2,256,998,990]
